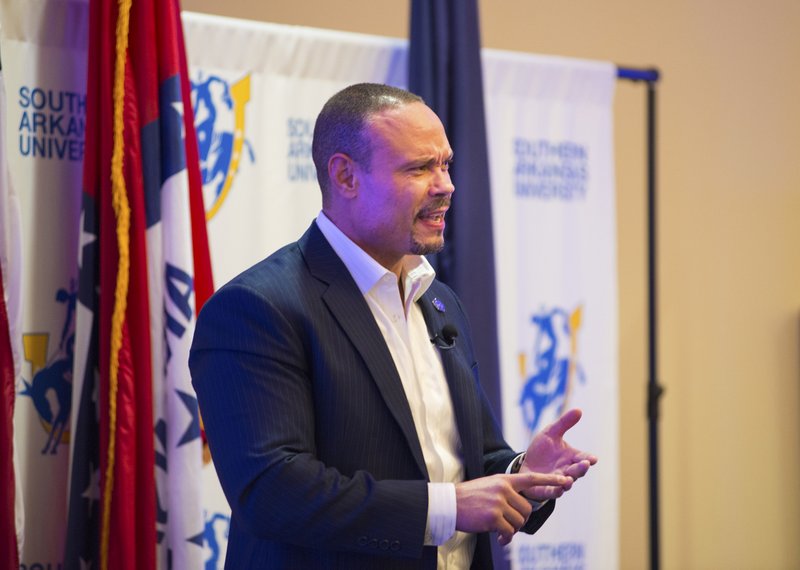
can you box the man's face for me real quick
[346,102,454,272]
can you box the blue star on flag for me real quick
[176,389,201,446]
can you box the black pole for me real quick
[646,77,664,570]
[617,65,663,570]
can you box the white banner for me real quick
[484,50,620,569]
[0,0,88,566]
[181,13,407,567]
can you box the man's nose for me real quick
[431,168,455,195]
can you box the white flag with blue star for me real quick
[148,72,205,569]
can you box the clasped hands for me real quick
[454,409,597,545]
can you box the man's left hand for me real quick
[519,408,597,501]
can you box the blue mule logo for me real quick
[518,305,585,433]
[202,511,231,570]
[21,282,76,454]
[190,73,255,221]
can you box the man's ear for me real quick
[327,153,358,199]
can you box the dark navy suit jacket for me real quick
[189,222,554,569]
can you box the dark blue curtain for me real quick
[408,0,502,423]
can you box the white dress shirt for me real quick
[316,212,475,569]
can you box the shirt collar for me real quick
[316,211,436,305]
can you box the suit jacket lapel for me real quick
[299,223,429,479]
[418,289,484,480]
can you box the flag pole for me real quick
[616,65,664,570]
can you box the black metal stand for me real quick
[617,65,663,570]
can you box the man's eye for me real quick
[409,159,451,173]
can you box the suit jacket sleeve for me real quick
[421,283,555,536]
[189,279,429,559]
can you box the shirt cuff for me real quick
[424,482,457,546]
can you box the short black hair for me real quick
[312,83,423,200]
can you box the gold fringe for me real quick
[100,0,133,568]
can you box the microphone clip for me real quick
[430,324,458,350]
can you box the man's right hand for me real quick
[454,472,571,545]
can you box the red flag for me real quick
[177,7,214,313]
[0,71,21,570]
[73,0,156,568]
[0,265,18,570]
[97,1,156,567]
[66,1,210,568]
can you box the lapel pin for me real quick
[432,297,446,313]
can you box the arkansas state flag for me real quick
[64,0,212,568]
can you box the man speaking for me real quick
[190,83,597,569]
